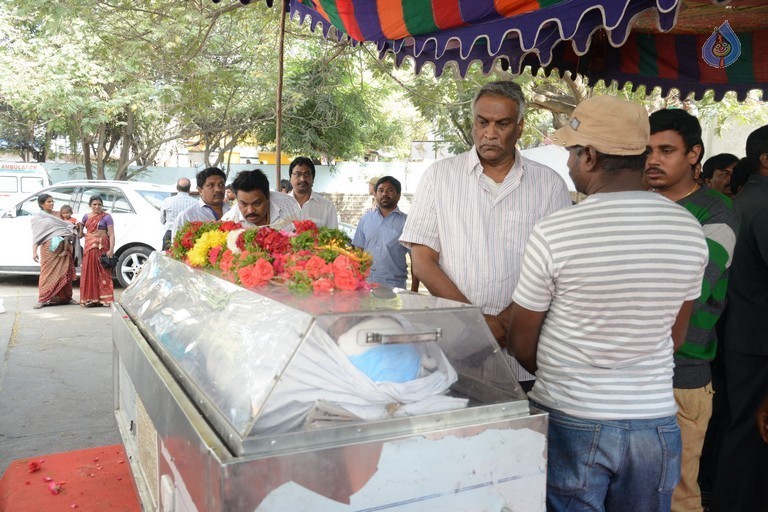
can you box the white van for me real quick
[0,163,51,212]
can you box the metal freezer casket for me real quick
[113,253,547,511]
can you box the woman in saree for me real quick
[31,194,78,309]
[79,195,116,307]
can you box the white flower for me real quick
[226,228,245,254]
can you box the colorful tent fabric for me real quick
[529,28,768,100]
[283,0,766,100]
[288,0,681,75]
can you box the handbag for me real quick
[99,254,118,269]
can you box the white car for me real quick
[0,180,172,287]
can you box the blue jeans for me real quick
[532,401,681,512]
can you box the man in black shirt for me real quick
[712,125,768,512]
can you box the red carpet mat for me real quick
[0,444,140,511]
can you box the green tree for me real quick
[252,39,406,162]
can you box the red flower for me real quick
[272,253,287,275]
[293,220,319,235]
[236,232,247,252]
[208,246,222,267]
[180,230,196,250]
[332,254,353,270]
[28,461,42,473]
[304,255,328,279]
[312,278,334,293]
[282,253,308,277]
[219,249,235,274]
[238,258,275,287]
[219,221,241,232]
[255,228,291,254]
[333,268,359,291]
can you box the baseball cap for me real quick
[550,96,650,156]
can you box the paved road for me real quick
[0,275,121,475]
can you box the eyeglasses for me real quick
[292,171,313,179]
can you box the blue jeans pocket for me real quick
[656,423,682,493]
[547,415,601,495]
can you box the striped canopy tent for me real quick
[528,0,768,100]
[279,0,766,100]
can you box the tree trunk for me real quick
[41,129,51,163]
[204,133,213,167]
[116,108,134,180]
[82,136,93,180]
[96,123,107,180]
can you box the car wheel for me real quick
[115,246,153,288]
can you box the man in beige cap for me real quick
[362,175,382,214]
[507,95,708,511]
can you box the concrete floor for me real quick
[0,275,121,475]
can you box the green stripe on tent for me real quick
[317,0,346,36]
[402,0,439,35]
[725,32,755,85]
[638,35,658,76]
[539,0,568,8]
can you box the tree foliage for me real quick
[253,40,405,161]
[1,0,765,178]
[0,0,418,177]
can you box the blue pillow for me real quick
[348,344,421,383]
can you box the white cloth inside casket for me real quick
[251,324,468,435]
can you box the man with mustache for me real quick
[222,169,300,229]
[353,176,417,290]
[400,81,571,388]
[288,156,338,229]
[701,153,739,198]
[646,109,739,512]
[174,167,230,237]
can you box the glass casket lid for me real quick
[120,253,527,450]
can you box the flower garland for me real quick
[170,220,373,294]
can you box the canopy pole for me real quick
[274,0,287,186]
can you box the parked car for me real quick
[339,222,357,240]
[0,180,172,287]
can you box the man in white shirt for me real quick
[222,169,300,229]
[400,81,571,388]
[174,167,230,237]
[160,177,198,249]
[288,157,339,229]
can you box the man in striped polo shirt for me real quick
[646,108,739,512]
[400,81,571,388]
[508,96,708,511]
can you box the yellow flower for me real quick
[187,230,229,267]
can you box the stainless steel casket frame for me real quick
[113,253,548,511]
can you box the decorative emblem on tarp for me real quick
[702,21,741,68]
[287,0,681,76]
[529,28,767,101]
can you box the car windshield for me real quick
[137,189,172,210]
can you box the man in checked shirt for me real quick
[160,177,198,250]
